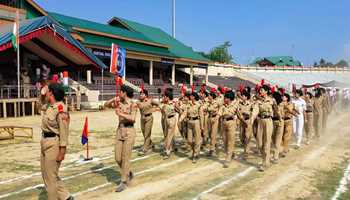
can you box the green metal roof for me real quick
[117,17,209,62]
[252,56,302,66]
[47,12,209,63]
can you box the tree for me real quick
[335,59,349,68]
[206,41,234,63]
[313,62,318,67]
[319,58,326,67]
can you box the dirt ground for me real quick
[0,108,349,200]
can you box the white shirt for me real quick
[292,97,306,116]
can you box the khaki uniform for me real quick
[138,99,158,152]
[161,102,177,154]
[181,101,203,157]
[201,98,210,145]
[304,98,314,141]
[282,102,295,153]
[322,94,331,130]
[272,102,285,160]
[256,96,274,167]
[313,96,323,138]
[175,98,188,140]
[237,100,257,156]
[41,102,70,200]
[219,101,238,162]
[207,99,220,152]
[115,99,137,183]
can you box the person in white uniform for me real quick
[292,89,307,148]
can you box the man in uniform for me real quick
[105,85,137,192]
[179,92,203,163]
[161,88,177,159]
[321,88,331,130]
[281,93,298,157]
[219,90,238,168]
[304,92,315,144]
[41,83,73,200]
[137,89,159,156]
[207,89,221,157]
[271,91,285,163]
[175,91,190,150]
[199,91,210,148]
[313,88,323,138]
[256,85,274,171]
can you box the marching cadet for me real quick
[40,83,73,200]
[219,90,239,168]
[313,88,323,138]
[104,85,137,192]
[179,92,203,163]
[161,88,177,159]
[236,87,258,159]
[321,88,331,130]
[137,89,159,156]
[304,92,315,144]
[175,91,190,145]
[281,92,298,157]
[271,91,285,163]
[207,88,221,157]
[256,85,274,171]
[199,91,210,147]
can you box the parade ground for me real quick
[0,109,350,200]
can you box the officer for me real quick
[40,83,73,200]
[219,90,238,168]
[271,91,285,163]
[281,93,298,157]
[111,85,137,192]
[256,85,274,171]
[207,89,220,157]
[179,92,203,163]
[199,90,210,148]
[137,89,159,156]
[304,92,314,144]
[236,88,257,159]
[161,88,177,159]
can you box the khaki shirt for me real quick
[284,102,295,119]
[305,99,314,112]
[118,99,137,125]
[314,97,323,115]
[219,101,238,119]
[137,99,159,117]
[256,96,274,117]
[41,102,69,147]
[237,100,258,121]
[207,99,220,117]
[161,102,176,118]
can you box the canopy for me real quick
[0,16,107,69]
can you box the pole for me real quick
[101,68,104,100]
[86,140,89,159]
[172,0,176,38]
[17,43,20,98]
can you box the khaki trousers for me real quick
[304,112,314,141]
[282,119,293,153]
[115,127,136,182]
[257,118,273,167]
[187,119,202,157]
[164,117,176,153]
[240,120,253,155]
[222,119,236,162]
[41,137,70,200]
[141,115,153,152]
[202,113,209,143]
[314,113,322,138]
[209,116,219,151]
[272,120,284,160]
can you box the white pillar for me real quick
[171,64,175,85]
[205,67,209,85]
[87,70,92,84]
[190,65,193,86]
[149,60,153,85]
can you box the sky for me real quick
[36,0,350,65]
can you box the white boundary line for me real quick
[192,167,255,200]
[73,158,186,197]
[0,154,155,199]
[331,162,350,200]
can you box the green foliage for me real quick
[202,41,234,64]
[335,59,349,68]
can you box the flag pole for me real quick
[16,9,20,99]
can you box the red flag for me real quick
[81,117,88,145]
[110,43,118,74]
[191,84,195,93]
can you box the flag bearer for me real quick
[40,83,73,200]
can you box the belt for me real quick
[284,117,291,120]
[225,116,234,121]
[42,131,57,138]
[210,114,217,118]
[144,113,152,117]
[188,116,199,120]
[168,115,175,119]
[119,123,134,128]
[306,110,313,113]
[272,117,280,121]
[259,115,271,119]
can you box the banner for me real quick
[110,43,126,77]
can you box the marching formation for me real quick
[37,80,349,198]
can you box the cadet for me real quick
[236,88,257,159]
[137,89,159,156]
[179,92,203,163]
[271,91,285,163]
[106,85,137,192]
[321,88,331,130]
[161,88,177,159]
[256,85,274,171]
[219,90,238,168]
[304,92,314,144]
[207,89,220,157]
[313,88,323,138]
[40,83,73,200]
[200,91,210,147]
[175,92,190,151]
[281,93,298,157]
